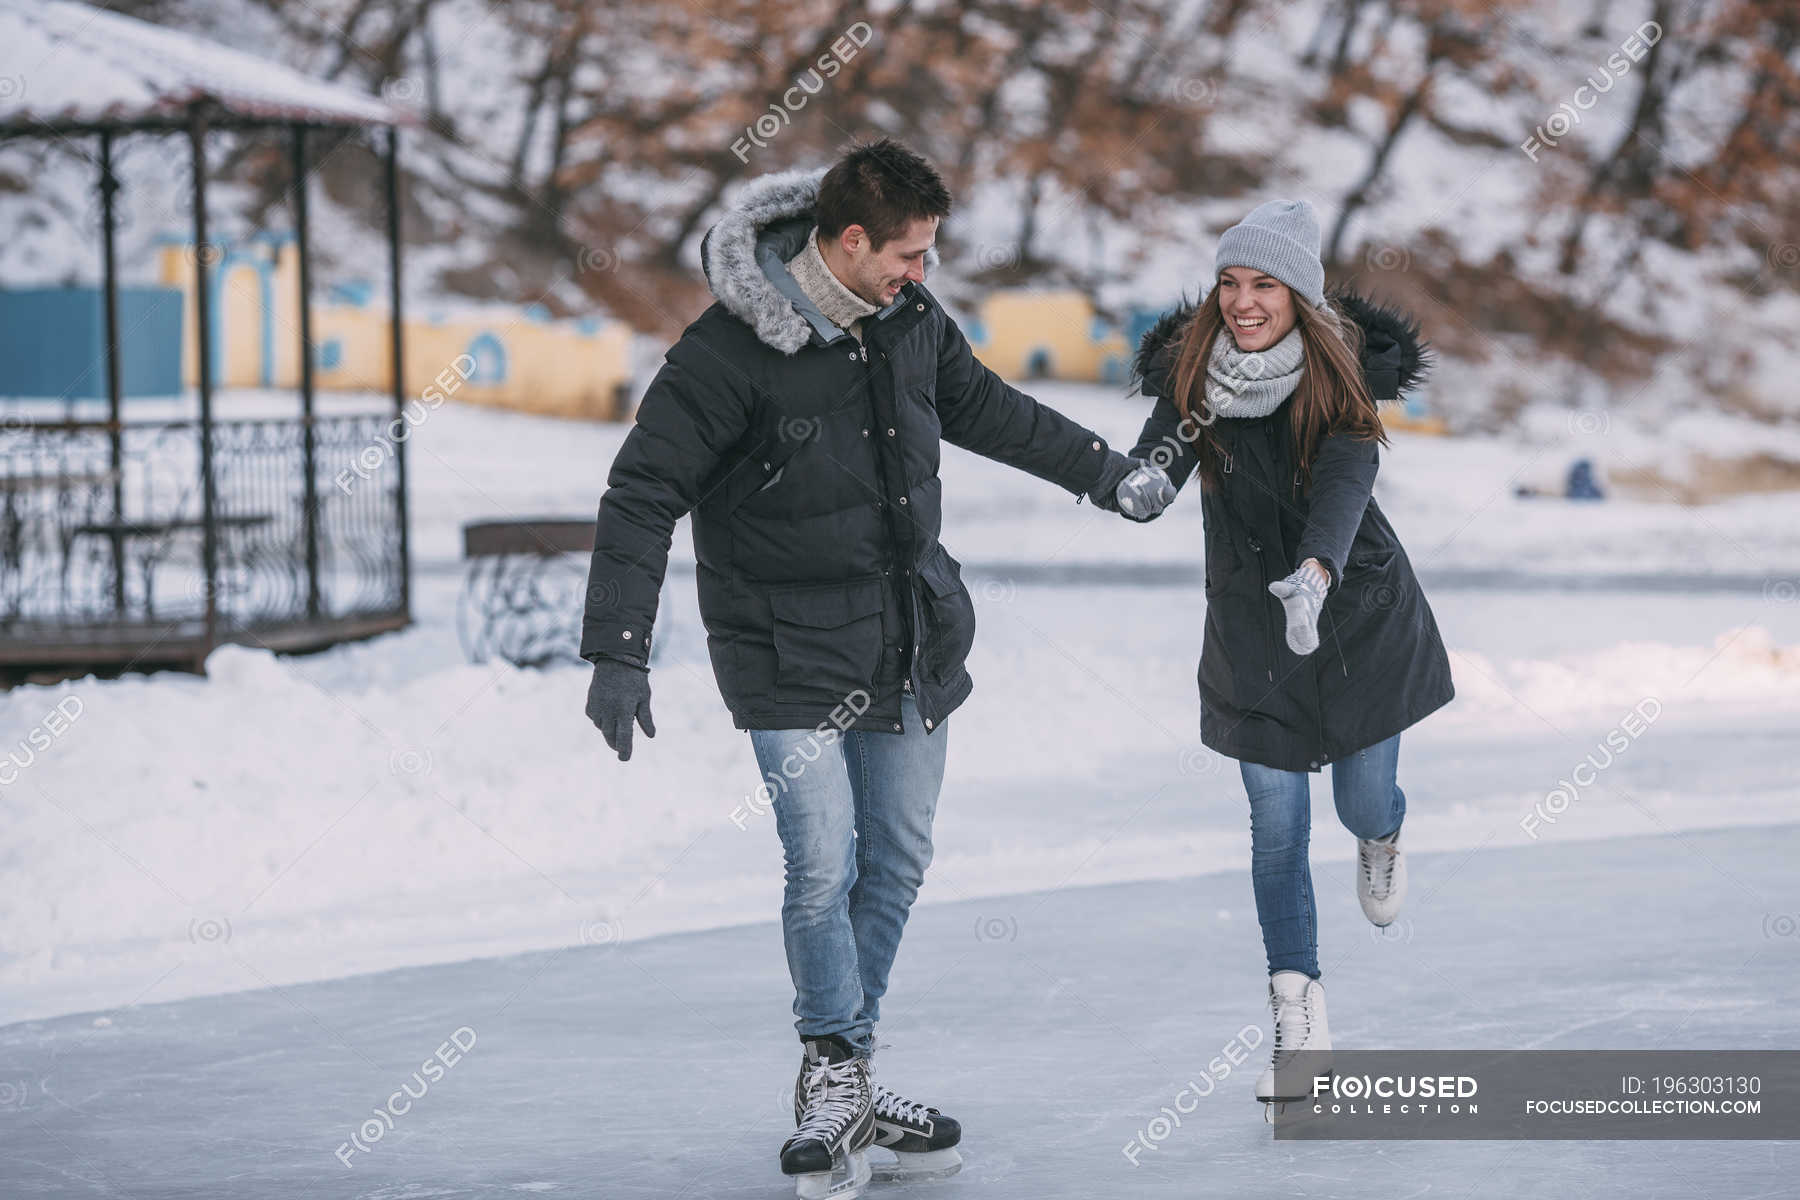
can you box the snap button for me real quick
[897,496,908,505]
[916,303,925,311]
[924,718,934,730]
[848,351,858,360]
[862,428,870,437]
[1091,439,1102,451]
[893,723,903,732]
[762,461,771,470]
[886,428,896,437]
[621,630,632,640]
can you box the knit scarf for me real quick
[787,227,879,337]
[1203,320,1306,419]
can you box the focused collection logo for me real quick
[1309,1073,1480,1116]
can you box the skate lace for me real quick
[1360,836,1398,900]
[1270,989,1315,1068]
[792,1058,865,1142]
[872,1083,931,1127]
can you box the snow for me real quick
[0,0,414,128]
[4,383,1800,1031]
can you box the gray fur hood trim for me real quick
[699,165,941,354]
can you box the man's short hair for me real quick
[815,138,952,249]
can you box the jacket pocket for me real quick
[917,546,976,684]
[769,578,885,701]
[1346,546,1398,573]
[1342,545,1402,615]
[725,421,819,514]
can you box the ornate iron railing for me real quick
[0,415,404,645]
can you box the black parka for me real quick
[1129,292,1455,772]
[580,168,1111,733]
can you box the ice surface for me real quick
[1,825,1795,1197]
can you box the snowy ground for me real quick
[3,383,1798,1032]
[2,825,1797,1198]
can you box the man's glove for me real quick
[1267,560,1330,656]
[1085,450,1135,511]
[586,658,655,761]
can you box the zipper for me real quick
[860,333,932,726]
[1248,534,1274,682]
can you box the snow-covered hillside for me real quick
[3,0,1797,434]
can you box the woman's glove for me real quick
[1116,463,1177,521]
[1267,560,1330,656]
[1087,452,1175,522]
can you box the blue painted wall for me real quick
[0,287,185,399]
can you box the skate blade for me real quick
[794,1148,871,1200]
[870,1146,963,1181]
[1258,1066,1332,1116]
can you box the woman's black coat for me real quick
[1129,292,1455,772]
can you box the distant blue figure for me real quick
[1566,457,1605,500]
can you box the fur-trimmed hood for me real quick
[1129,288,1434,403]
[698,166,942,354]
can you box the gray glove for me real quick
[1116,462,1177,521]
[1267,562,1329,656]
[586,658,655,761]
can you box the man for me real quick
[581,138,1171,1197]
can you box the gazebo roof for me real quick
[0,0,419,133]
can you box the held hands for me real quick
[1087,452,1176,522]
[1267,559,1330,656]
[1116,462,1177,521]
[586,658,656,761]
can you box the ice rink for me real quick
[3,824,1796,1197]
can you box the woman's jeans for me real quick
[1238,732,1405,979]
[748,693,948,1057]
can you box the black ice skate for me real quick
[781,1037,875,1199]
[869,1077,963,1181]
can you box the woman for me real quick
[1108,199,1454,1107]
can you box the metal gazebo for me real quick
[0,0,422,676]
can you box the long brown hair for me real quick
[1166,284,1386,493]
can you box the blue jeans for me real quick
[748,693,948,1057]
[1238,733,1405,979]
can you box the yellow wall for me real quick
[967,290,1129,383]
[158,237,635,421]
[152,242,1441,433]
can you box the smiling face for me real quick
[1217,266,1297,352]
[831,216,937,307]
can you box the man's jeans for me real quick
[749,693,948,1057]
[1238,732,1405,979]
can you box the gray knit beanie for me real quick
[1214,199,1325,307]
